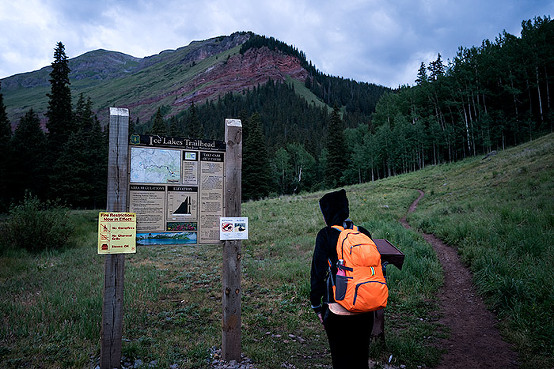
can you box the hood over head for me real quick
[319,189,349,226]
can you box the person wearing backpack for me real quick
[310,189,386,369]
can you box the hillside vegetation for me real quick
[1,133,552,369]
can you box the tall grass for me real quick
[0,210,102,367]
[239,186,444,368]
[1,134,552,368]
[407,133,554,368]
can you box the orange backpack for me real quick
[329,225,388,313]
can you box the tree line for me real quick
[141,17,554,198]
[136,83,347,199]
[1,17,551,208]
[241,33,391,117]
[0,42,107,211]
[358,16,553,181]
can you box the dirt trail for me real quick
[400,190,519,369]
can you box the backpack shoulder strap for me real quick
[333,224,358,232]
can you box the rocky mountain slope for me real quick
[126,42,309,118]
[1,32,384,127]
[2,32,308,125]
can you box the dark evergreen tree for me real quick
[415,62,429,85]
[10,109,48,201]
[0,82,12,210]
[74,93,92,131]
[45,42,74,200]
[186,102,204,138]
[49,94,107,208]
[150,108,167,135]
[428,53,445,81]
[325,106,347,188]
[77,95,107,207]
[0,82,9,139]
[242,113,272,200]
[46,42,73,153]
[169,116,180,136]
[90,114,108,208]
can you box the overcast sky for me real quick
[1,0,552,87]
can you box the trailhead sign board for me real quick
[128,134,226,245]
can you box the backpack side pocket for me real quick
[335,275,349,301]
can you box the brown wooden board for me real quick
[374,239,405,270]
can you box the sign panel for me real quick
[98,212,137,254]
[220,217,249,240]
[129,134,226,245]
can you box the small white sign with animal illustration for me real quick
[219,217,248,240]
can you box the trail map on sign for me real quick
[129,134,226,244]
[130,147,181,184]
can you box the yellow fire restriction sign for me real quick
[98,212,137,254]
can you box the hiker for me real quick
[310,189,376,369]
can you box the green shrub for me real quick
[0,194,75,253]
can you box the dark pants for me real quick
[323,307,374,369]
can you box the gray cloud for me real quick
[0,0,552,87]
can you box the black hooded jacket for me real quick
[310,189,371,313]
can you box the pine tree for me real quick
[0,82,9,139]
[187,102,204,138]
[150,108,167,135]
[10,109,48,201]
[325,106,347,188]
[242,113,272,200]
[88,114,108,208]
[428,53,445,81]
[415,62,429,85]
[74,94,107,207]
[46,42,73,152]
[47,93,107,207]
[0,82,12,209]
[74,93,92,131]
[45,42,74,200]
[169,116,180,136]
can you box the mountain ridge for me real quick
[1,31,386,127]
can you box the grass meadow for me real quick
[0,133,552,368]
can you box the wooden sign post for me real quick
[222,119,243,361]
[101,108,129,369]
